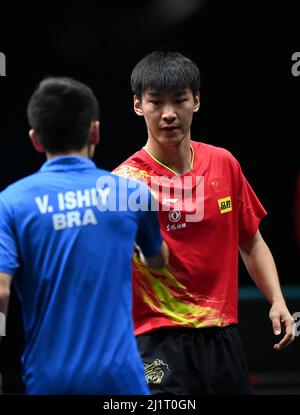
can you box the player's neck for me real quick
[144,137,192,175]
[46,147,91,160]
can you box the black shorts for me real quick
[137,325,252,395]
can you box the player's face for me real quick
[134,89,200,147]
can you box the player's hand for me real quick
[134,244,144,261]
[269,300,295,350]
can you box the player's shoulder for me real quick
[193,140,239,166]
[113,148,150,182]
[0,172,41,201]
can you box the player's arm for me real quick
[0,272,11,340]
[239,229,295,350]
[0,272,11,317]
[0,195,19,394]
[0,272,12,395]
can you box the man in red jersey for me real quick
[114,51,295,394]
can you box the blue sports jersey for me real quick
[0,156,162,394]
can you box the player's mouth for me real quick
[161,126,179,133]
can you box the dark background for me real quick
[0,0,299,393]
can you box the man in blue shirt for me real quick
[0,77,168,394]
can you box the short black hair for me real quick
[131,51,200,99]
[27,77,99,154]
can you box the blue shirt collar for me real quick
[39,156,97,172]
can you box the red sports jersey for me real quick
[114,141,267,335]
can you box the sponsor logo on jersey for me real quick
[168,209,181,222]
[217,196,232,214]
[162,197,179,205]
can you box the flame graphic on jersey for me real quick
[133,256,229,328]
[113,166,149,182]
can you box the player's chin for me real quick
[159,133,183,145]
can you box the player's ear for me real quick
[29,129,45,153]
[133,95,144,116]
[89,120,100,145]
[193,92,200,113]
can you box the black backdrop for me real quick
[0,0,299,393]
[1,1,299,281]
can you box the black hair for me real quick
[27,77,99,154]
[131,51,200,99]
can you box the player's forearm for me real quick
[0,273,12,318]
[0,291,10,344]
[0,295,9,349]
[0,294,9,317]
[239,232,285,305]
[0,275,10,395]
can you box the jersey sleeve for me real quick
[135,185,163,258]
[0,194,20,276]
[237,167,267,245]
